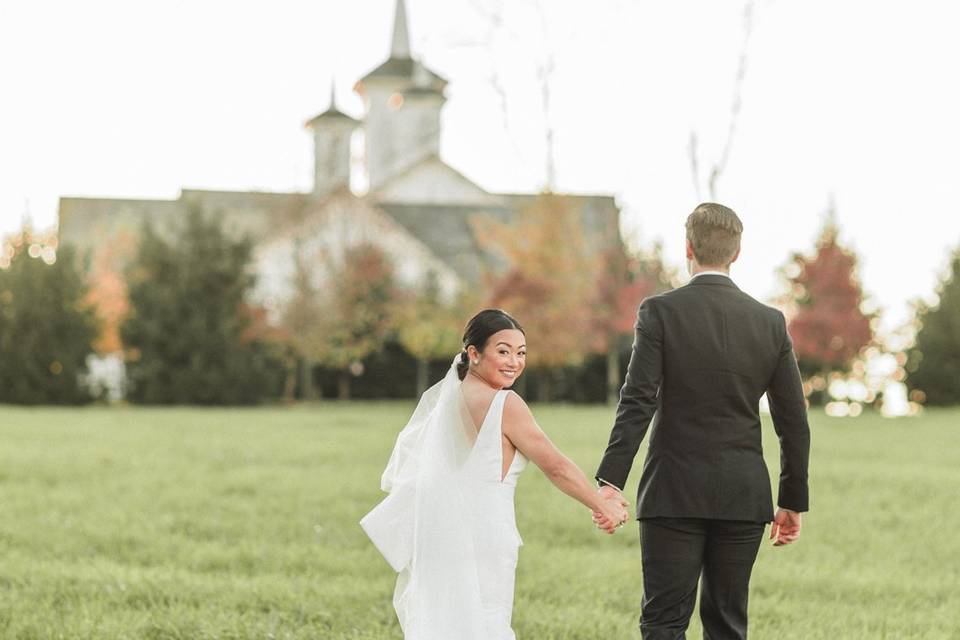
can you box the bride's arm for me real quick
[502,392,627,533]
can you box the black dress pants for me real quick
[638,518,765,640]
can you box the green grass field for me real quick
[1,402,958,639]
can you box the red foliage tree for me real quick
[593,242,674,404]
[782,216,874,401]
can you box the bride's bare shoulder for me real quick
[502,390,535,425]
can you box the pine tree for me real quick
[0,227,98,404]
[782,215,874,403]
[120,206,283,404]
[906,249,960,405]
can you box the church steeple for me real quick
[357,0,445,88]
[390,0,411,59]
[355,0,449,190]
[307,80,357,124]
[306,79,358,197]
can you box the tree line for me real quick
[1,200,958,407]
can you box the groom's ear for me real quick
[685,240,695,261]
[729,246,742,265]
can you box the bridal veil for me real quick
[360,357,486,639]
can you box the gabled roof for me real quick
[368,153,498,206]
[359,56,447,90]
[377,201,512,283]
[305,107,359,126]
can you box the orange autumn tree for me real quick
[477,193,596,401]
[84,229,138,355]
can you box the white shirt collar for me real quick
[691,270,732,280]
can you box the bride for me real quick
[361,308,629,639]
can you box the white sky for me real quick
[2,0,958,336]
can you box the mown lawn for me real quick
[0,402,958,639]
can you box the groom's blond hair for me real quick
[685,203,743,267]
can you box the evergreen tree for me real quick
[906,249,960,405]
[782,214,874,403]
[0,228,98,404]
[120,207,283,404]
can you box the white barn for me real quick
[57,0,623,397]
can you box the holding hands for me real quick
[592,485,630,534]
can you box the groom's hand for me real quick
[770,508,802,546]
[597,485,624,505]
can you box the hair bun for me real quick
[456,350,469,380]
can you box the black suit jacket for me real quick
[596,274,810,523]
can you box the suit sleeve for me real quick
[766,313,811,512]
[595,297,664,491]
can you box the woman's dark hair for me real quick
[457,309,524,380]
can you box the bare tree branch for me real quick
[708,0,755,200]
[687,0,756,201]
[688,131,702,200]
[434,0,622,191]
[446,0,566,189]
[535,2,558,190]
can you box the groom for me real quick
[595,203,810,639]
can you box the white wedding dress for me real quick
[361,360,528,640]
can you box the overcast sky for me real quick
[2,0,958,336]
